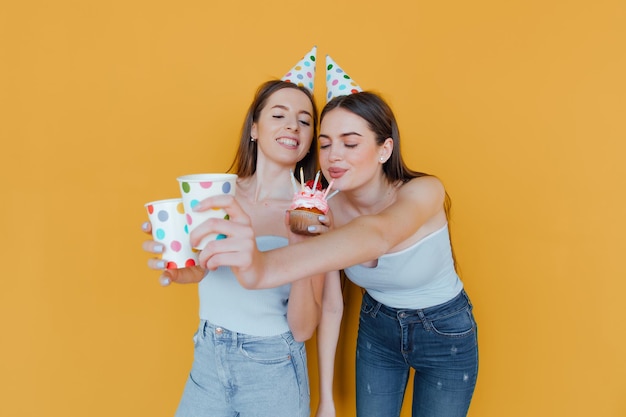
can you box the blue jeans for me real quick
[175,320,310,417]
[356,290,478,417]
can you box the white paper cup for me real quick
[177,173,237,250]
[144,198,199,269]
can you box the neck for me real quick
[341,176,397,216]
[242,161,295,203]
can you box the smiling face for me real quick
[251,88,315,167]
[319,107,393,192]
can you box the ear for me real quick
[251,123,258,140]
[381,137,393,161]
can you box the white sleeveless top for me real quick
[345,224,463,309]
[198,236,291,336]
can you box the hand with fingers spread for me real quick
[190,194,334,290]
[190,194,266,288]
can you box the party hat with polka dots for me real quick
[325,55,363,102]
[281,46,317,93]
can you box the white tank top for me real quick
[345,223,463,309]
[198,236,291,336]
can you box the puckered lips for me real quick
[326,166,347,179]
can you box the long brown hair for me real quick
[229,80,319,180]
[321,91,458,271]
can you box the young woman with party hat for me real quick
[192,54,479,417]
[141,46,335,417]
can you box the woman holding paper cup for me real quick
[142,48,336,417]
[195,57,478,417]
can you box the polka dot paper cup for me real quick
[144,198,199,269]
[177,173,238,250]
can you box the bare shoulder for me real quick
[397,175,445,205]
[386,176,448,251]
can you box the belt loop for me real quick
[200,320,207,339]
[463,289,473,309]
[417,310,431,331]
[367,292,382,317]
[371,301,382,317]
[364,291,382,317]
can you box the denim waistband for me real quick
[198,319,295,343]
[363,289,472,321]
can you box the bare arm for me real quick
[195,176,445,288]
[315,270,343,417]
[287,271,325,342]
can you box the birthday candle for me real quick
[289,170,299,193]
[326,190,340,200]
[311,170,320,193]
[323,179,335,199]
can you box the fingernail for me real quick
[141,222,150,231]
[156,260,166,269]
[154,244,164,253]
[307,226,316,233]
[318,215,326,222]
[159,275,171,286]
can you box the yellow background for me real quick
[1,0,625,416]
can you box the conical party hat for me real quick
[281,46,317,93]
[325,55,362,102]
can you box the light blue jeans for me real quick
[356,290,478,417]
[175,320,310,417]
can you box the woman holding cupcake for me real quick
[193,56,479,417]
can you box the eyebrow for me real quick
[270,104,312,118]
[319,131,363,139]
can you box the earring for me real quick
[251,137,256,142]
[380,157,384,162]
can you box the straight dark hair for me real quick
[321,91,458,271]
[229,80,319,180]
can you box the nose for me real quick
[285,115,299,131]
[327,145,342,162]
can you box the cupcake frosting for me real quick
[290,186,329,214]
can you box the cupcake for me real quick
[288,169,335,235]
